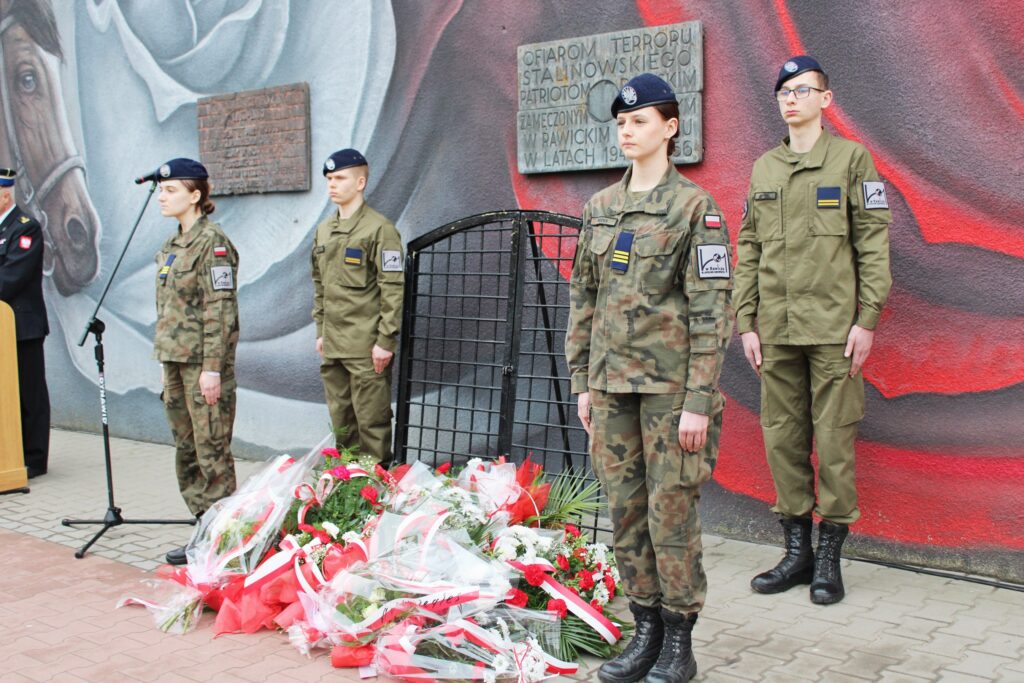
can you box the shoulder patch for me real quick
[19,215,30,223]
[18,235,32,250]
[381,249,402,272]
[696,244,730,279]
[213,245,228,257]
[704,214,722,229]
[211,266,234,291]
[862,181,889,209]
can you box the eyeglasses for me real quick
[776,86,825,100]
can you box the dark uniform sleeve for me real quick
[848,147,892,330]
[682,199,734,415]
[371,221,405,352]
[0,218,43,302]
[732,183,761,335]
[311,226,325,339]
[197,238,240,373]
[565,205,597,395]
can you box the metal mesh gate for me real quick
[395,211,607,534]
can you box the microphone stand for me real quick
[62,180,196,559]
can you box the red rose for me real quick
[556,554,570,572]
[360,485,379,505]
[546,598,568,619]
[436,462,452,475]
[524,565,547,587]
[604,574,616,594]
[505,588,529,607]
[564,524,581,539]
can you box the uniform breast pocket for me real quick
[334,241,370,288]
[589,224,615,259]
[751,188,783,242]
[634,230,683,294]
[809,182,849,237]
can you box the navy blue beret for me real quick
[323,149,368,175]
[775,55,826,93]
[158,158,208,180]
[611,73,677,117]
[0,167,15,187]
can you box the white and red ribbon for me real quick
[507,560,622,644]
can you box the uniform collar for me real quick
[172,214,208,247]
[780,127,832,170]
[609,164,679,215]
[330,201,367,233]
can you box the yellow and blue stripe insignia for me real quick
[816,186,841,209]
[610,231,633,272]
[344,247,362,265]
[159,253,175,279]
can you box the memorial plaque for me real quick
[517,22,703,174]
[198,83,311,195]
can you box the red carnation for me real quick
[505,588,529,607]
[574,547,588,561]
[590,599,604,614]
[329,465,351,481]
[360,485,379,505]
[436,462,452,475]
[322,447,340,459]
[564,524,581,539]
[577,569,596,591]
[555,554,570,572]
[604,574,616,593]
[524,565,547,587]
[546,598,568,619]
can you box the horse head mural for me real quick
[0,0,100,294]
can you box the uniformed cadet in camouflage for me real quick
[152,158,240,566]
[566,74,733,683]
[312,149,404,466]
[735,57,892,605]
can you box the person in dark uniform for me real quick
[0,168,50,479]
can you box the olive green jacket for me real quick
[734,129,892,344]
[154,216,240,372]
[565,165,734,416]
[311,202,404,358]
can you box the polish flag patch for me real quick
[704,214,722,229]
[213,245,228,257]
[19,235,32,249]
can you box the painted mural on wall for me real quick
[8,1,1021,575]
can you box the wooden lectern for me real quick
[0,301,28,493]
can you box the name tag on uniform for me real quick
[610,231,633,272]
[159,253,176,280]
[211,265,234,290]
[381,250,402,272]
[816,186,841,209]
[696,244,730,279]
[754,192,777,201]
[344,247,362,265]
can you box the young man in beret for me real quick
[734,56,892,604]
[0,168,50,478]
[311,149,404,465]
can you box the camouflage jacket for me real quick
[153,215,240,372]
[311,202,404,358]
[734,128,892,344]
[565,165,734,415]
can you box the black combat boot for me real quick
[598,603,663,683]
[164,546,188,565]
[644,609,697,683]
[750,516,814,593]
[810,520,849,605]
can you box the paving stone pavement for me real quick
[1,429,1022,682]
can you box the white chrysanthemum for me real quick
[593,582,611,606]
[491,654,511,675]
[588,542,609,565]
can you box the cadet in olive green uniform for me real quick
[312,149,404,466]
[153,158,240,565]
[566,74,733,683]
[735,57,892,605]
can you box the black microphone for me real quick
[134,170,159,184]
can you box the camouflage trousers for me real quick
[589,389,724,614]
[760,344,863,524]
[320,356,393,467]
[162,362,237,516]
